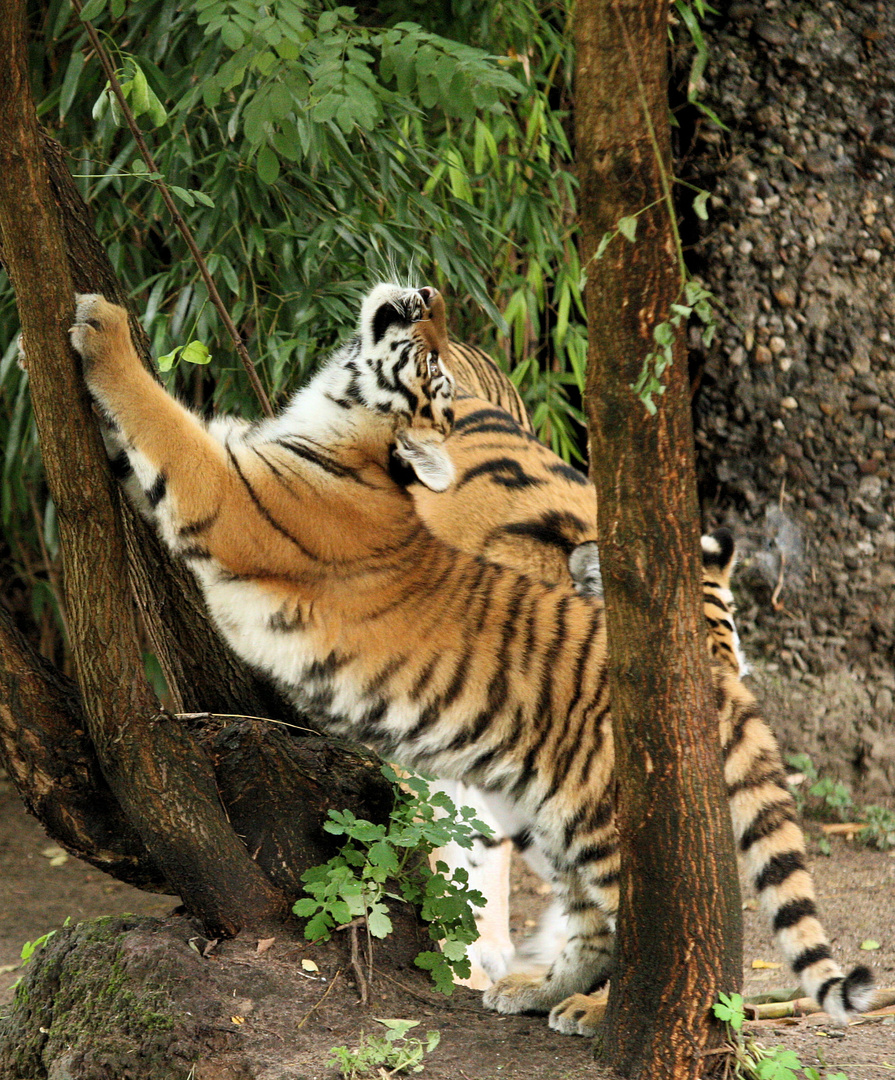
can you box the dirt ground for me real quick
[1,780,893,1080]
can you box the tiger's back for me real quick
[414,392,746,675]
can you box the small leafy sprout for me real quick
[631,278,716,414]
[294,766,490,993]
[715,989,854,1080]
[328,1019,440,1078]
[786,753,895,852]
[713,991,746,1031]
[158,341,213,373]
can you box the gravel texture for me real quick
[689,0,895,798]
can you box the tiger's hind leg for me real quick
[427,780,515,988]
[482,866,616,1020]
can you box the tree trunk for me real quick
[0,0,284,934]
[574,2,742,1076]
[0,605,168,890]
[37,131,301,725]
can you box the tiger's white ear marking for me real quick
[394,430,454,492]
[568,541,603,599]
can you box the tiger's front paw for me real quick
[69,294,131,375]
[548,992,608,1036]
[482,972,557,1016]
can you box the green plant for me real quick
[786,754,895,852]
[712,993,850,1080]
[293,766,490,993]
[10,916,72,993]
[328,1019,440,1078]
[857,803,895,851]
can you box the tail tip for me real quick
[842,965,876,1013]
[820,965,876,1024]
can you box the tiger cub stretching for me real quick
[410,387,746,988]
[71,285,874,1035]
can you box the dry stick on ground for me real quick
[70,0,273,418]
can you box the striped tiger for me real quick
[445,341,532,432]
[409,389,747,988]
[71,285,874,1035]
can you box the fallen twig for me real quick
[296,969,341,1029]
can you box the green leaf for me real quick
[367,840,399,873]
[156,348,179,373]
[256,145,280,185]
[617,215,638,242]
[317,10,339,33]
[78,0,107,21]
[653,321,676,347]
[594,230,614,260]
[366,904,393,939]
[860,939,881,950]
[712,992,745,1031]
[59,50,86,121]
[181,341,212,366]
[374,1018,420,1040]
[170,186,195,206]
[220,21,245,50]
[292,897,320,917]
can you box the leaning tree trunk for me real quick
[574,2,742,1076]
[0,0,288,935]
[0,0,400,945]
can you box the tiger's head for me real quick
[281,283,457,491]
[356,284,456,492]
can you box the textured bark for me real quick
[0,605,169,890]
[37,133,301,724]
[574,2,742,1076]
[0,0,284,934]
[205,724,394,893]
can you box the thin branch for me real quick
[70,0,274,417]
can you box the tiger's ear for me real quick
[568,541,603,599]
[393,430,455,492]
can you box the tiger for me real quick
[70,284,874,1036]
[408,385,747,988]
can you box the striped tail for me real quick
[722,674,876,1023]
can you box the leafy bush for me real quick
[294,766,491,993]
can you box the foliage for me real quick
[1,0,588,664]
[19,918,69,964]
[786,754,895,853]
[293,766,490,993]
[712,994,849,1080]
[328,1019,441,1078]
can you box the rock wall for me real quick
[690,0,895,797]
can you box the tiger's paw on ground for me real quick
[548,992,608,1036]
[482,972,561,1016]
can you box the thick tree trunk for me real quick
[574,2,742,1076]
[0,604,393,894]
[37,132,301,725]
[0,0,284,934]
[0,605,169,890]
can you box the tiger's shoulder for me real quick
[448,341,532,433]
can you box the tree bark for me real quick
[37,132,301,725]
[0,605,168,890]
[0,0,284,934]
[574,2,742,1076]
